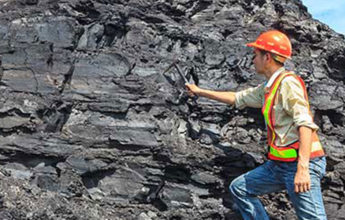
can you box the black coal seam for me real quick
[70,1,101,25]
[145,180,166,211]
[318,109,344,127]
[152,2,186,17]
[81,168,117,189]
[0,126,36,136]
[46,43,54,68]
[35,101,73,133]
[187,0,213,19]
[163,165,191,184]
[0,108,31,118]
[0,149,65,169]
[59,61,75,94]
[89,111,128,120]
[107,140,154,151]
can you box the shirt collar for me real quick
[265,67,285,88]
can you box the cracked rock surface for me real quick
[0,0,345,219]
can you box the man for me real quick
[186,30,327,220]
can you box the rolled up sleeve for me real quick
[235,84,265,109]
[280,77,319,131]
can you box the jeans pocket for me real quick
[310,157,326,179]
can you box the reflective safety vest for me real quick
[262,71,325,162]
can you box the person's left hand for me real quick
[294,166,311,193]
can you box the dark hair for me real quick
[258,49,284,65]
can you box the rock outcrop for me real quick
[0,0,344,219]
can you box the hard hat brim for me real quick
[246,42,291,59]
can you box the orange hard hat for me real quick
[246,30,292,60]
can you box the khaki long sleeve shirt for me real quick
[235,68,318,147]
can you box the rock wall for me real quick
[0,0,345,219]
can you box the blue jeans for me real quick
[229,157,327,220]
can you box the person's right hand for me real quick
[185,83,201,97]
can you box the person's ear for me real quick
[265,53,272,63]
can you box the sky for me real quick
[301,0,345,35]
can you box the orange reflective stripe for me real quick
[262,72,294,148]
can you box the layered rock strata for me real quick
[0,0,345,219]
